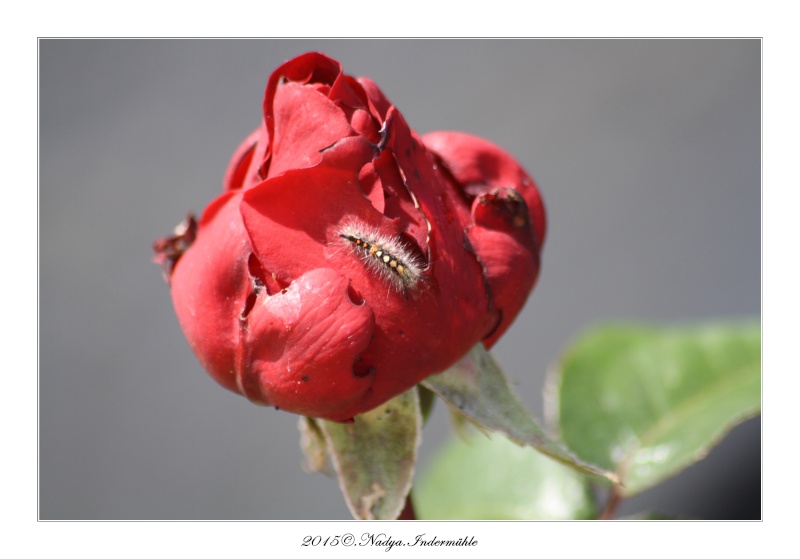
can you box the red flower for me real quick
[154,53,545,422]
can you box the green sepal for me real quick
[318,388,421,519]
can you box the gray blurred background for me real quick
[39,39,760,520]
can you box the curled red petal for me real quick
[356,76,393,123]
[348,108,381,144]
[239,268,376,422]
[357,161,386,214]
[267,81,355,178]
[223,127,263,191]
[262,53,343,174]
[422,131,547,248]
[467,189,540,347]
[382,109,492,333]
[170,191,253,395]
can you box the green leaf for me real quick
[417,384,436,425]
[319,388,421,519]
[547,320,761,496]
[297,416,331,475]
[415,432,597,519]
[423,344,619,484]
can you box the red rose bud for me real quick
[154,52,546,422]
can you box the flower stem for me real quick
[598,487,622,520]
[397,494,416,520]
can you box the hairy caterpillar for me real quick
[339,221,424,296]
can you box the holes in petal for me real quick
[247,253,289,296]
[347,284,365,306]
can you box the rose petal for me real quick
[468,189,540,347]
[357,76,393,123]
[241,143,492,416]
[422,131,546,248]
[223,127,263,191]
[267,82,356,178]
[170,191,252,395]
[357,161,386,214]
[240,143,393,287]
[241,268,376,421]
[382,109,492,336]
